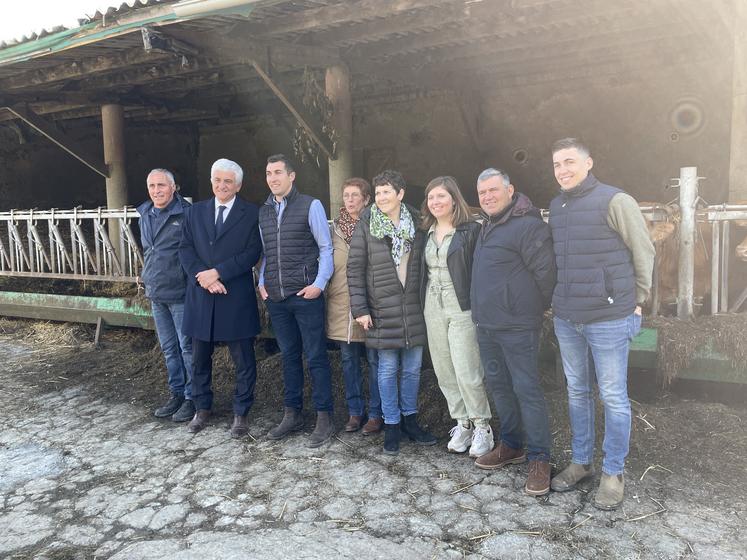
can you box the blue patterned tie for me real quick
[215,205,226,236]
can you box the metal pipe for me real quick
[711,220,720,315]
[677,167,697,319]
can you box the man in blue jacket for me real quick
[179,158,263,438]
[470,168,557,497]
[137,169,194,422]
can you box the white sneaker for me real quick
[447,423,473,453]
[469,425,494,458]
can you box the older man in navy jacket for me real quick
[138,168,194,422]
[179,158,263,438]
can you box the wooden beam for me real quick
[166,28,341,68]
[4,104,109,178]
[0,47,170,92]
[250,61,334,159]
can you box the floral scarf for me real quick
[369,203,415,266]
[335,207,358,245]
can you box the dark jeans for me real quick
[476,327,551,462]
[337,341,381,418]
[191,337,257,416]
[266,295,333,412]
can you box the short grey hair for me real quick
[147,168,175,186]
[477,168,510,187]
[211,158,243,185]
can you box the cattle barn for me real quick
[0,0,746,354]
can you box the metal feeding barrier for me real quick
[0,207,143,282]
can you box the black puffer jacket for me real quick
[418,220,481,311]
[471,192,556,330]
[347,205,427,350]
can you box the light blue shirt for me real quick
[258,191,333,291]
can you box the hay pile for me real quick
[650,313,747,387]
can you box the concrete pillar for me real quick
[728,0,747,202]
[101,104,127,261]
[325,63,353,214]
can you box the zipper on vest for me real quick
[276,213,285,299]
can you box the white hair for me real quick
[147,168,175,186]
[211,158,243,184]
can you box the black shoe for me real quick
[383,423,400,455]
[154,394,184,418]
[401,413,437,445]
[172,399,195,423]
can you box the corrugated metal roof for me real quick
[0,1,172,50]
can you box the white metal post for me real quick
[677,167,697,319]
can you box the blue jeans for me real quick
[266,295,333,412]
[553,313,642,475]
[476,327,551,462]
[376,346,423,425]
[337,342,381,418]
[151,301,192,399]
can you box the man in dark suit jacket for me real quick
[179,158,262,438]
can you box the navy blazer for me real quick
[179,196,262,341]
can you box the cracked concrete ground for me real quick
[0,319,746,559]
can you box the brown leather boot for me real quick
[525,460,551,496]
[474,441,526,470]
[308,411,335,448]
[551,463,595,492]
[361,417,383,436]
[230,415,249,439]
[187,409,210,433]
[345,415,364,432]
[267,407,303,440]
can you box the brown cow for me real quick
[639,203,711,313]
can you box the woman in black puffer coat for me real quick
[347,170,436,455]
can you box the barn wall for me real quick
[0,123,199,211]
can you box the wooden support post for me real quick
[728,0,747,203]
[325,63,353,213]
[677,167,697,319]
[101,104,127,263]
[250,61,334,160]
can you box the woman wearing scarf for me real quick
[417,176,493,457]
[347,170,436,455]
[326,178,382,434]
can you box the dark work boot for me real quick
[267,407,304,440]
[401,413,437,446]
[230,415,250,439]
[187,410,210,433]
[307,411,335,448]
[154,394,184,418]
[383,423,400,456]
[172,399,195,423]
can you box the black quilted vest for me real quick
[549,174,636,324]
[259,186,319,302]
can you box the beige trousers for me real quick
[424,286,491,425]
